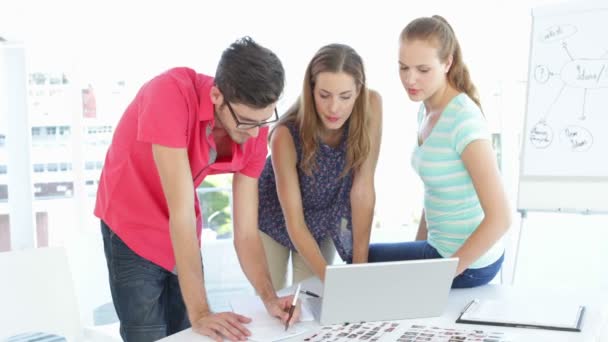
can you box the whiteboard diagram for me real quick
[522,11,608,177]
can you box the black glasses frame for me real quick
[225,101,279,130]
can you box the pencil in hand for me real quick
[284,283,301,331]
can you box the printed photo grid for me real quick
[396,324,512,342]
[304,321,401,342]
[302,323,513,342]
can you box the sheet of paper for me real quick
[230,294,311,342]
[461,298,583,328]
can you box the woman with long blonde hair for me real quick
[258,43,383,289]
[369,16,511,288]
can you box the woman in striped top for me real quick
[369,15,511,288]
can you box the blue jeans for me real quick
[101,221,190,342]
[368,240,504,288]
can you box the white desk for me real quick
[160,279,607,342]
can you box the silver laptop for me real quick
[306,258,458,325]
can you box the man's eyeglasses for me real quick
[225,101,279,130]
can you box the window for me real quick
[59,126,70,136]
[29,72,47,85]
[47,163,58,172]
[46,127,56,135]
[198,175,233,240]
[0,185,7,202]
[49,75,61,85]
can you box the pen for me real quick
[285,283,301,331]
[300,290,320,298]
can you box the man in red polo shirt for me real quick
[95,37,297,342]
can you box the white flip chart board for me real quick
[518,0,608,213]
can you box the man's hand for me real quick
[263,295,301,327]
[191,311,252,342]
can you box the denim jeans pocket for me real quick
[460,256,503,282]
[110,233,163,286]
[460,267,497,281]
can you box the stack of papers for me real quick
[230,294,314,342]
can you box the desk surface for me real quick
[160,279,607,342]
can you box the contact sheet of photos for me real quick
[395,324,512,342]
[303,321,402,342]
[302,323,513,342]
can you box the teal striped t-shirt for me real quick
[411,93,503,269]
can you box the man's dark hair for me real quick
[215,36,284,108]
